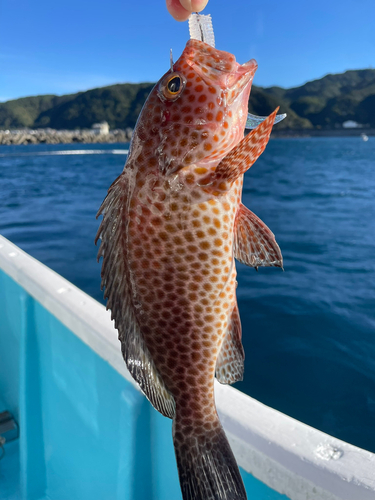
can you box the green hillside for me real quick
[263,69,375,128]
[0,94,77,129]
[34,83,155,129]
[1,69,374,130]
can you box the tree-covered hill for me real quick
[1,69,374,131]
[263,69,375,128]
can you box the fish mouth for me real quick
[182,39,257,102]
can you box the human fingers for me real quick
[166,0,191,21]
[166,0,209,21]
[179,0,209,12]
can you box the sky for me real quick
[0,0,374,102]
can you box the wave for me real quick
[0,149,129,158]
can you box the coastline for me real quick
[0,128,133,146]
[271,128,375,138]
[0,127,374,146]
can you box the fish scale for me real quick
[96,39,283,500]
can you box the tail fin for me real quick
[173,413,247,500]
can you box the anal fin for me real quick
[216,303,244,385]
[234,203,283,269]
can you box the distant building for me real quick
[92,121,109,135]
[342,120,363,129]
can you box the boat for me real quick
[361,133,369,142]
[0,234,374,500]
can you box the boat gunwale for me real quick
[0,234,374,500]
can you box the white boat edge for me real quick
[0,234,374,500]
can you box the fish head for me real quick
[134,40,257,176]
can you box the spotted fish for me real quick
[96,39,283,500]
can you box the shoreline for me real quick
[0,128,133,146]
[271,128,375,138]
[0,127,374,146]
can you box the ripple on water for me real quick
[1,138,375,452]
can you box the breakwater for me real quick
[0,128,133,145]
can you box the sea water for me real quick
[1,138,374,452]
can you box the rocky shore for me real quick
[1,126,373,146]
[0,128,133,146]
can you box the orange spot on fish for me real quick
[198,252,209,261]
[195,167,207,175]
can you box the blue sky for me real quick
[1,0,374,102]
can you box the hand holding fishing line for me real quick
[166,0,208,21]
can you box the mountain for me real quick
[0,83,154,130]
[1,69,374,131]
[263,69,375,128]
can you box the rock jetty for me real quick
[0,128,133,146]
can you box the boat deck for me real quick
[0,235,374,500]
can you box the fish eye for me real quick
[167,76,181,94]
[159,72,186,101]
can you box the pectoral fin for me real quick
[199,108,278,194]
[245,111,286,129]
[234,203,283,269]
[216,303,244,385]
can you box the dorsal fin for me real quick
[96,170,176,419]
[234,203,283,269]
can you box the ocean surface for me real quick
[1,138,374,453]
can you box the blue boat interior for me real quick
[0,268,288,499]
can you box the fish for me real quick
[96,38,283,500]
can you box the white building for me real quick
[92,121,110,135]
[342,120,363,129]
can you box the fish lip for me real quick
[182,39,257,98]
[226,58,258,104]
[183,39,237,70]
